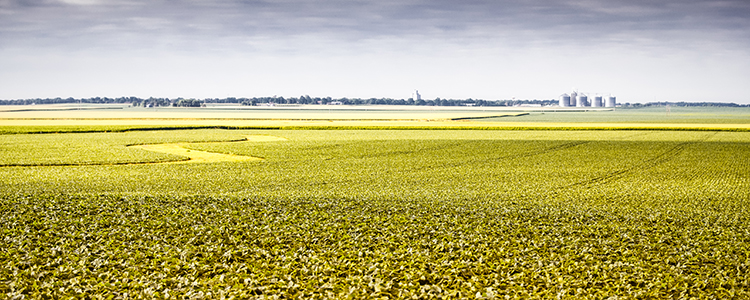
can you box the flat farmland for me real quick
[1,128,749,298]
[0,104,530,121]
[2,105,749,132]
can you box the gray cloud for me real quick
[2,0,749,52]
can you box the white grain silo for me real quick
[576,94,588,107]
[592,95,603,107]
[559,94,571,107]
[606,96,616,107]
[570,91,577,106]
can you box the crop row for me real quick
[1,129,749,298]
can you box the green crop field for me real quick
[479,106,750,124]
[1,127,749,298]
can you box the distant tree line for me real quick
[1,97,747,107]
[237,96,561,107]
[0,97,140,106]
[0,96,559,107]
[622,102,749,108]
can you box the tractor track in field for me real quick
[410,140,592,172]
[415,131,656,173]
[357,140,468,159]
[557,132,718,190]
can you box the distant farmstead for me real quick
[559,90,617,107]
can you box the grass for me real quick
[1,129,749,298]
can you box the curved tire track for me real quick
[559,132,718,190]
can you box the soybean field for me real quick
[1,129,749,298]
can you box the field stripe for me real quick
[2,124,750,135]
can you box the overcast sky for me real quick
[1,0,749,103]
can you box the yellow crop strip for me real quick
[128,143,260,163]
[128,135,282,164]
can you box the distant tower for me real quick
[570,90,578,107]
[412,90,421,101]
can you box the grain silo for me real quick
[570,91,577,106]
[592,95,603,107]
[559,94,571,107]
[606,96,616,107]
[576,94,588,107]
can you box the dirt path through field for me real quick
[129,135,285,164]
